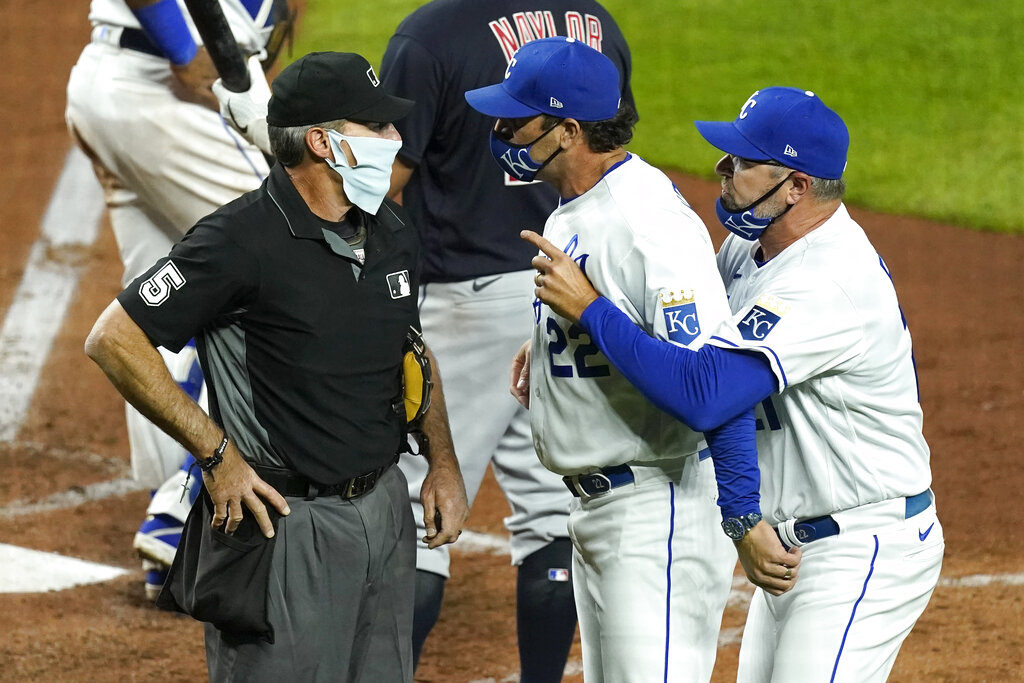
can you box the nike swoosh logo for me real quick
[472,276,501,292]
[226,103,248,134]
[919,523,935,541]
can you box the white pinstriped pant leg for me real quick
[569,456,735,682]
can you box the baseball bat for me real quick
[182,0,251,92]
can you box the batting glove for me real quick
[213,56,272,156]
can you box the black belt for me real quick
[563,464,635,498]
[119,27,165,59]
[251,457,397,501]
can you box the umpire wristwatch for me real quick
[722,512,763,541]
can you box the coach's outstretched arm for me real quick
[85,300,291,537]
[521,229,801,593]
[521,230,777,429]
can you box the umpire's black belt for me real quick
[776,489,932,547]
[563,464,635,498]
[251,457,397,501]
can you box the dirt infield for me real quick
[2,4,1022,682]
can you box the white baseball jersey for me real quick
[709,204,943,682]
[708,204,932,524]
[529,154,733,475]
[88,0,275,56]
[530,154,737,682]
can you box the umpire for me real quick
[86,51,469,682]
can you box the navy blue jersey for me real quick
[380,0,634,283]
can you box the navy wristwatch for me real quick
[722,512,763,541]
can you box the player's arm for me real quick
[127,0,223,111]
[582,298,801,592]
[522,229,775,429]
[417,344,470,549]
[85,301,290,536]
[524,229,800,590]
[509,339,532,408]
[704,413,800,594]
[580,297,776,429]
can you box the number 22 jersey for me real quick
[529,154,733,475]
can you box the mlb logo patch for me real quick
[660,289,701,345]
[738,305,782,340]
[386,270,412,299]
[548,568,570,582]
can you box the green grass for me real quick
[289,0,1024,233]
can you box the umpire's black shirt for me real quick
[119,163,421,484]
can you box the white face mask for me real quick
[324,129,402,214]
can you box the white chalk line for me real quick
[0,442,144,592]
[0,477,146,520]
[0,543,130,593]
[0,146,104,443]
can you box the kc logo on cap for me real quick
[695,86,850,179]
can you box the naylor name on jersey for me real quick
[489,11,606,62]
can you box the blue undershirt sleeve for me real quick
[579,297,778,430]
[578,296,778,519]
[132,0,198,65]
[705,410,760,519]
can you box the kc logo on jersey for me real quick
[660,289,701,345]
[387,270,412,299]
[738,295,789,340]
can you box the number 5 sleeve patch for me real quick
[139,261,187,307]
[117,219,258,353]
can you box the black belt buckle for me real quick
[343,470,377,499]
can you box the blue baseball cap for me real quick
[465,37,621,121]
[695,87,849,179]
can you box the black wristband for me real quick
[197,434,229,473]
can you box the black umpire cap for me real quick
[267,51,414,127]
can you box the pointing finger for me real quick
[520,230,562,260]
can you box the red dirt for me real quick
[2,4,1022,682]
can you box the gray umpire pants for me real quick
[205,465,415,683]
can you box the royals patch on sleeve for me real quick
[738,295,790,341]
[660,289,701,345]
